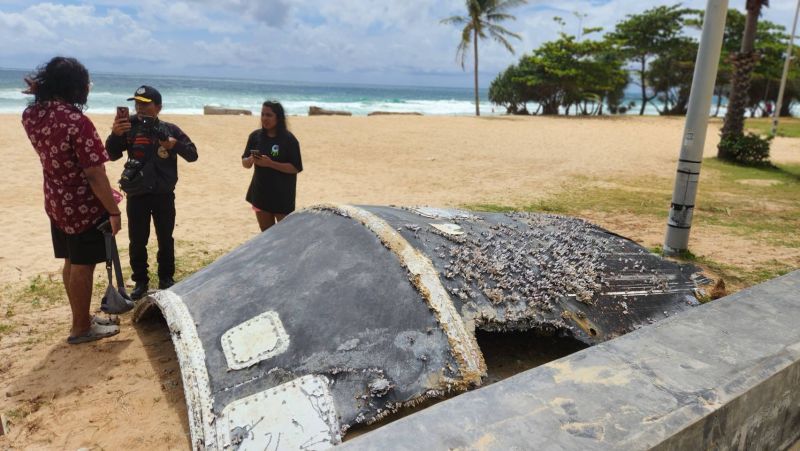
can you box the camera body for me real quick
[120,158,144,181]
[137,115,170,141]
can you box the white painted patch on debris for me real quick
[218,375,341,450]
[430,223,465,235]
[412,206,472,220]
[222,311,290,370]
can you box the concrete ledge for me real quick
[339,271,800,450]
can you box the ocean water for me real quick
[1,68,720,116]
[0,68,500,116]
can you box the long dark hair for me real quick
[28,57,90,108]
[262,100,288,137]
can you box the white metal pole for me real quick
[771,0,800,137]
[664,0,728,255]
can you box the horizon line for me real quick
[0,66,492,92]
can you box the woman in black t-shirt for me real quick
[241,101,303,231]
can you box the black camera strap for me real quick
[102,229,129,298]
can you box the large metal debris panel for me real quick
[367,205,704,343]
[134,204,707,450]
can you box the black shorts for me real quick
[50,221,107,265]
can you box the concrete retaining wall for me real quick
[339,271,800,450]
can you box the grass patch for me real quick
[696,159,800,247]
[2,240,227,317]
[466,183,689,220]
[467,179,673,218]
[12,275,64,309]
[0,323,15,334]
[466,203,517,213]
[141,239,226,288]
[745,117,800,138]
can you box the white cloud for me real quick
[3,0,800,86]
[0,10,56,39]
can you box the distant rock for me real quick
[367,111,423,116]
[203,106,252,116]
[308,106,352,116]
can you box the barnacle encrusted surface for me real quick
[380,207,707,344]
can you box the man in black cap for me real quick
[106,85,198,299]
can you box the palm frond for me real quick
[489,0,529,14]
[441,15,469,26]
[456,24,475,68]
[487,23,522,41]
[485,13,516,22]
[488,30,517,54]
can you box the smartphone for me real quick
[116,106,129,120]
[250,149,261,158]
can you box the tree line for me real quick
[486,4,798,118]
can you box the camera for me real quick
[138,115,170,141]
[120,158,143,181]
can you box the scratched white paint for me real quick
[217,375,341,450]
[411,206,466,219]
[222,310,290,370]
[429,223,465,235]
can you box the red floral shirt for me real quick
[22,101,111,234]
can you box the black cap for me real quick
[127,85,162,105]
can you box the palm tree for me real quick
[719,0,769,158]
[442,0,528,116]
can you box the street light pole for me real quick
[664,0,728,255]
[771,0,800,137]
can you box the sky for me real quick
[1,0,799,88]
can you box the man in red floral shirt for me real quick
[22,57,123,345]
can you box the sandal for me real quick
[67,323,120,345]
[92,315,120,326]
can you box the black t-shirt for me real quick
[242,130,303,214]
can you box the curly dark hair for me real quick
[262,100,288,137]
[29,56,90,108]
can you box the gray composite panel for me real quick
[170,209,458,421]
[136,205,710,449]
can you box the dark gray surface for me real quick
[171,209,460,429]
[364,206,704,344]
[153,205,711,443]
[338,270,800,450]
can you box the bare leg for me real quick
[66,263,95,337]
[62,259,71,294]
[255,211,277,232]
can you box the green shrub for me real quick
[718,133,772,166]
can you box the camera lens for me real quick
[121,158,143,181]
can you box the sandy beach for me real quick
[3,113,799,285]
[1,113,799,449]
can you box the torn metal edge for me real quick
[135,290,218,450]
[309,204,487,385]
